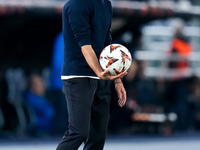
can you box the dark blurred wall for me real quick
[0,12,62,73]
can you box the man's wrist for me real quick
[114,81,123,84]
[114,78,121,82]
[114,78,122,84]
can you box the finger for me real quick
[119,72,128,77]
[112,72,127,80]
[118,99,123,107]
[122,93,126,104]
[122,98,126,106]
[118,91,122,101]
[118,91,123,107]
[119,98,124,106]
[103,69,110,74]
[118,99,125,107]
[119,93,126,107]
[118,99,122,106]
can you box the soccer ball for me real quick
[99,44,132,76]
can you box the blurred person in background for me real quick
[50,32,64,96]
[167,19,192,77]
[49,31,68,135]
[24,73,55,136]
[163,19,194,132]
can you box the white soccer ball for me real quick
[99,44,132,76]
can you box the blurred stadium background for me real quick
[0,0,200,149]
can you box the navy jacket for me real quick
[61,0,112,77]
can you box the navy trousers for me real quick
[56,78,111,150]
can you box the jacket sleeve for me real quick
[104,1,112,47]
[66,0,92,48]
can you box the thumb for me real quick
[103,69,110,74]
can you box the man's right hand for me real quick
[81,45,127,80]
